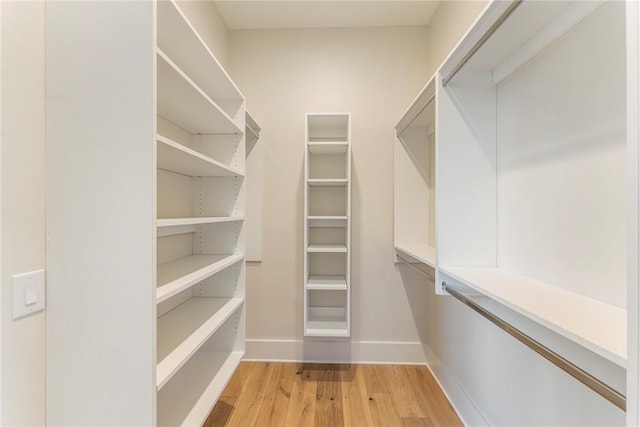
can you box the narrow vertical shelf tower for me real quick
[304,113,351,337]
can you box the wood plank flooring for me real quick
[205,363,462,427]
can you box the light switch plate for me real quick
[12,269,45,320]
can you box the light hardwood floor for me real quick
[205,362,462,426]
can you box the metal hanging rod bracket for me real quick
[396,252,435,280]
[442,0,523,87]
[442,282,626,411]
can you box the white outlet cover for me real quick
[12,269,45,320]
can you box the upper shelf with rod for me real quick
[394,74,437,270]
[440,0,607,87]
[435,0,628,371]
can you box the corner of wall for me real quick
[1,1,46,425]
[426,0,489,75]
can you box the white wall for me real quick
[178,0,230,69]
[426,0,488,75]
[1,1,3,418]
[45,2,155,424]
[228,26,431,362]
[1,1,46,425]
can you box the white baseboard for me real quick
[244,338,427,365]
[423,343,489,426]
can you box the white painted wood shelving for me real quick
[154,1,246,425]
[44,1,247,425]
[433,0,634,402]
[304,113,351,337]
[394,74,437,272]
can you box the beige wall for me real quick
[1,1,46,425]
[427,0,488,75]
[229,26,432,360]
[178,0,230,68]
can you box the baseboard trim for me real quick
[423,343,489,426]
[244,338,427,365]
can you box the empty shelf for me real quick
[157,216,244,228]
[157,49,241,135]
[308,179,348,187]
[157,0,242,104]
[308,141,348,154]
[307,275,347,291]
[395,244,436,268]
[306,321,349,337]
[307,244,348,253]
[157,297,244,390]
[307,306,348,337]
[157,135,244,177]
[157,350,243,427]
[308,216,347,228]
[441,266,626,367]
[157,254,244,303]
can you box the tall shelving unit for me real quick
[156,1,246,425]
[45,1,246,425]
[434,0,632,406]
[304,114,351,337]
[394,75,437,273]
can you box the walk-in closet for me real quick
[1,0,639,425]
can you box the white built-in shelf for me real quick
[305,113,351,338]
[308,216,347,228]
[156,297,244,390]
[156,0,242,105]
[396,77,436,135]
[157,350,243,427]
[306,321,349,337]
[306,306,349,337]
[307,275,347,291]
[394,73,436,279]
[157,254,244,304]
[308,141,349,155]
[157,135,244,178]
[157,216,244,228]
[440,266,626,367]
[308,178,348,187]
[395,244,436,268]
[307,244,348,253]
[156,49,242,135]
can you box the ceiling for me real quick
[214,1,441,30]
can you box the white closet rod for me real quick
[397,251,435,281]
